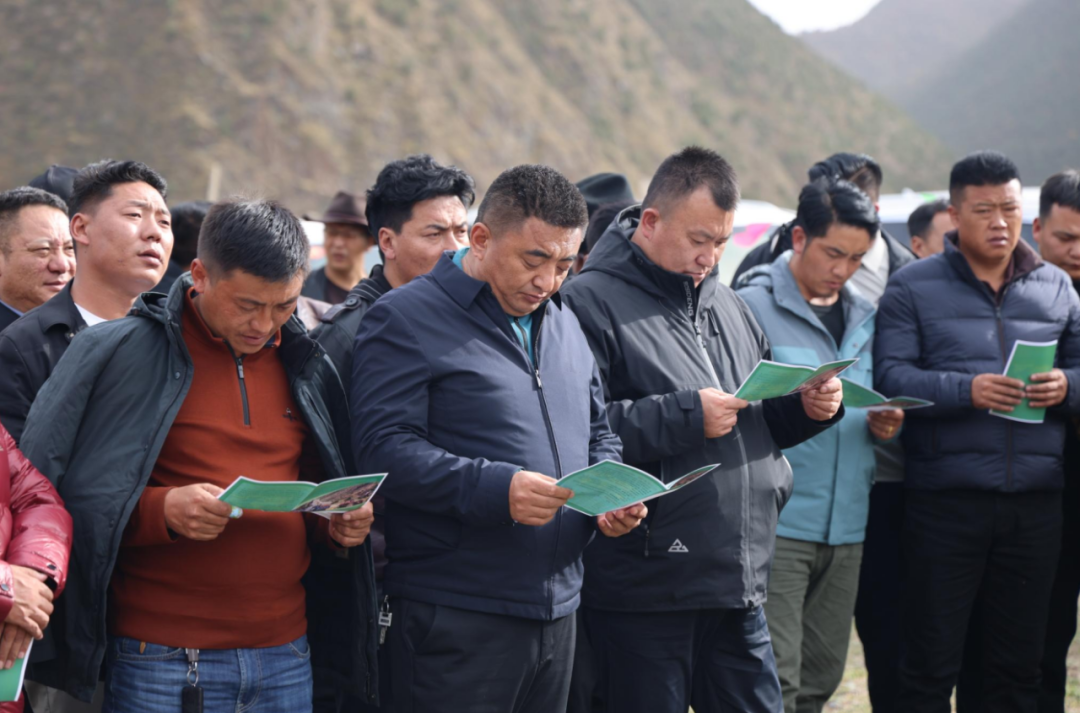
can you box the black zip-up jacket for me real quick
[562,207,841,611]
[18,275,380,705]
[351,254,622,620]
[0,282,87,443]
[312,264,393,579]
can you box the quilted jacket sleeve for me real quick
[1,425,73,598]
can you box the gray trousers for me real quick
[763,537,863,713]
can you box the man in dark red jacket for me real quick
[0,423,72,712]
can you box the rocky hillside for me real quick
[0,0,952,212]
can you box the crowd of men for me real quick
[0,145,1076,713]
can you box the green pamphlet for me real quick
[219,474,386,518]
[734,358,858,402]
[560,460,718,517]
[840,378,933,411]
[0,641,31,703]
[991,339,1058,424]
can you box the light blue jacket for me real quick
[737,253,878,545]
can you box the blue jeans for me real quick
[103,635,313,713]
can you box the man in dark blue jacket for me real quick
[875,151,1080,712]
[351,164,644,713]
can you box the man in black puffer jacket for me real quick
[875,152,1080,713]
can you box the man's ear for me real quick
[948,204,960,229]
[70,213,91,251]
[639,207,661,242]
[1032,217,1043,245]
[378,227,397,261]
[190,258,211,294]
[791,225,808,256]
[470,222,492,259]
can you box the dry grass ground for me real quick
[825,625,1080,712]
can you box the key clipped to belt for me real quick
[378,596,393,645]
[182,648,203,713]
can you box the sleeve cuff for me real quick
[122,487,178,547]
[471,462,520,525]
[676,390,706,444]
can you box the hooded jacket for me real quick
[17,275,380,705]
[737,253,880,545]
[875,234,1080,492]
[351,254,622,621]
[561,207,841,611]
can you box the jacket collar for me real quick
[943,231,1043,289]
[38,281,86,335]
[765,252,875,343]
[135,273,312,359]
[581,205,720,308]
[429,251,563,312]
[353,263,392,303]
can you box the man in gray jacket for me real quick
[562,147,844,713]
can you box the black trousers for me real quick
[388,598,575,713]
[956,476,1080,713]
[583,606,782,713]
[897,489,1062,713]
[853,482,905,713]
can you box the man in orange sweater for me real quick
[19,199,377,713]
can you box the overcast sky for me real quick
[746,0,884,33]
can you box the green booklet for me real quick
[840,378,933,411]
[991,339,1058,424]
[560,460,718,517]
[219,474,386,518]
[734,358,858,402]
[0,641,31,703]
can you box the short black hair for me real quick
[170,201,212,272]
[68,159,168,218]
[0,186,69,255]
[583,200,635,254]
[366,154,475,238]
[642,146,739,213]
[907,199,951,240]
[796,178,880,243]
[476,164,589,236]
[949,151,1021,206]
[1040,170,1080,222]
[808,152,883,203]
[198,198,309,282]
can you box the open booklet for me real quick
[990,339,1059,424]
[734,358,858,402]
[0,641,31,703]
[560,460,719,517]
[840,378,933,411]
[219,474,386,519]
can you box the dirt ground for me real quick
[824,627,1080,712]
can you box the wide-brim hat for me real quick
[305,190,368,227]
[575,173,635,219]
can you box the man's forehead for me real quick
[411,195,467,224]
[106,182,169,210]
[966,181,1022,205]
[518,217,581,257]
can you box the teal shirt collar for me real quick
[452,247,535,364]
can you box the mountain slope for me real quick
[801,0,1030,97]
[0,0,952,212]
[901,0,1080,184]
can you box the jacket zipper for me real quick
[683,281,754,601]
[994,300,1014,488]
[518,312,564,619]
[226,344,251,426]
